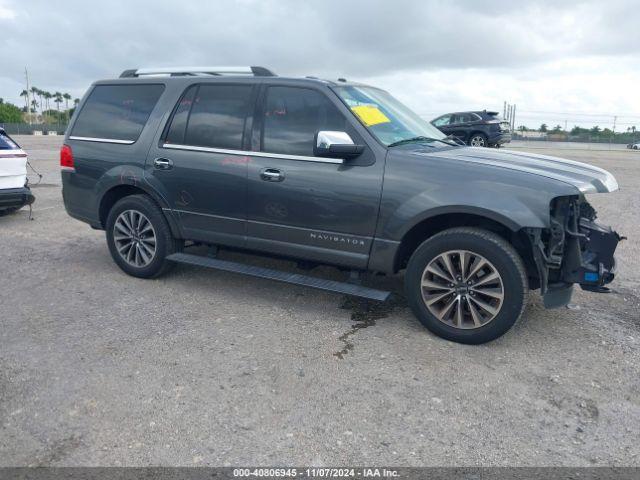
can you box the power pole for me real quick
[25,67,32,125]
[511,104,516,131]
[613,115,617,133]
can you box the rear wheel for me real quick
[405,227,527,344]
[105,195,179,278]
[469,133,488,147]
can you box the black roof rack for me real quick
[119,66,276,78]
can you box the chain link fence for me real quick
[0,123,68,135]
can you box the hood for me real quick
[410,146,618,194]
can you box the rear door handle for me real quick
[154,157,173,170]
[260,168,284,182]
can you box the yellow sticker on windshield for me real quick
[351,105,390,126]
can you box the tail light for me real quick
[60,144,75,170]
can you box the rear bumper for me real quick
[0,186,35,210]
[488,132,511,145]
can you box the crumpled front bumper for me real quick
[528,197,623,308]
[0,186,35,210]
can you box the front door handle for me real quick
[260,168,284,182]
[154,157,173,170]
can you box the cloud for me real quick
[0,1,15,19]
[0,0,638,127]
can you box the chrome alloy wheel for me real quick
[420,250,504,329]
[470,135,486,147]
[113,209,157,268]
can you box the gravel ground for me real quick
[0,136,638,467]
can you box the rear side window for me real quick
[165,86,197,145]
[0,131,19,150]
[262,86,346,157]
[71,84,164,142]
[182,85,253,150]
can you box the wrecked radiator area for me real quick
[528,196,623,296]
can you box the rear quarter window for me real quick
[71,84,165,142]
[0,131,20,150]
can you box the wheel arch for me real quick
[98,184,181,238]
[392,211,539,288]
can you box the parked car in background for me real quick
[627,142,640,149]
[61,66,621,344]
[0,128,35,216]
[431,110,511,147]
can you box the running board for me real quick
[166,252,391,301]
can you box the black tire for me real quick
[105,194,179,278]
[405,227,528,344]
[0,207,20,217]
[468,133,488,147]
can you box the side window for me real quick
[432,115,451,127]
[183,84,253,150]
[165,85,197,145]
[458,113,475,123]
[469,113,482,122]
[71,84,164,142]
[262,86,347,156]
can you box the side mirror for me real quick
[314,131,365,159]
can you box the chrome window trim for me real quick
[69,136,135,145]
[161,143,344,164]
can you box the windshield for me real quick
[333,86,446,146]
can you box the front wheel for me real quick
[105,194,179,278]
[469,133,488,147]
[405,227,528,344]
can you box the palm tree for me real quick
[43,91,52,123]
[63,93,72,121]
[20,89,29,110]
[54,92,63,128]
[74,98,80,106]
[30,87,41,117]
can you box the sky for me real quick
[1,0,639,130]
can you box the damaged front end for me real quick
[527,196,623,308]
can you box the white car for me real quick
[0,128,34,216]
[628,142,640,150]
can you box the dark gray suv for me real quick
[61,66,622,344]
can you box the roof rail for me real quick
[119,66,276,78]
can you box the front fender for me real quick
[376,149,581,241]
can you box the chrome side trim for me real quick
[69,136,135,145]
[162,143,344,164]
[168,208,243,222]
